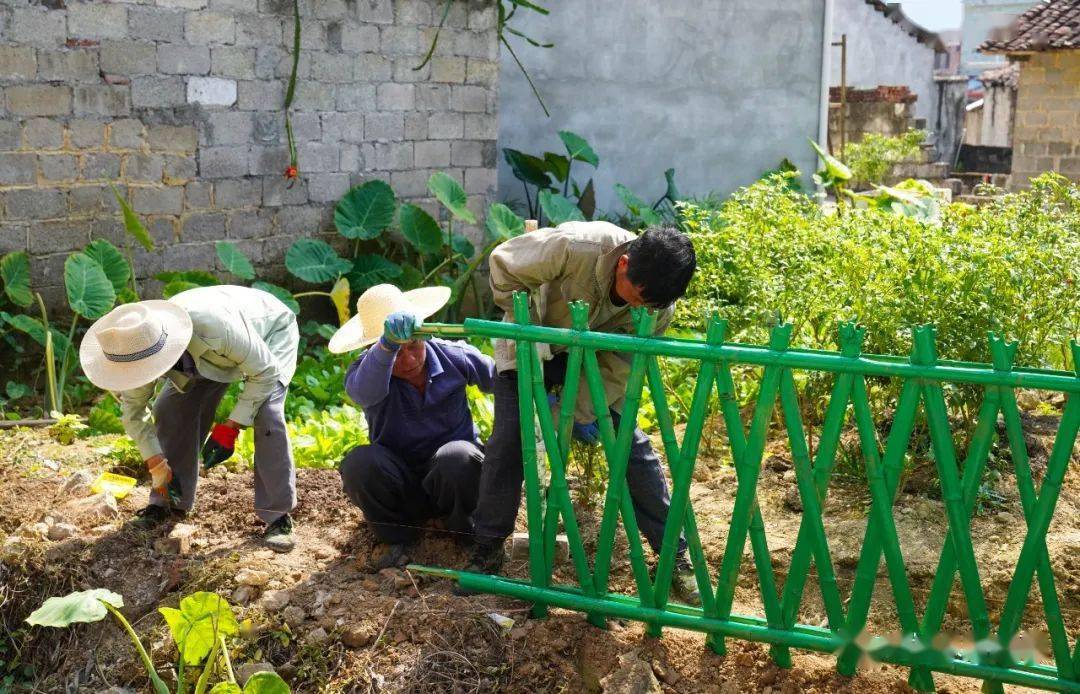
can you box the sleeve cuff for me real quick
[136,436,163,460]
[227,401,258,428]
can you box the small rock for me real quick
[340,624,375,648]
[237,568,271,587]
[1,537,28,562]
[47,523,78,541]
[511,531,569,563]
[997,511,1017,526]
[600,651,662,694]
[154,523,196,555]
[259,589,290,612]
[360,578,380,592]
[306,627,328,643]
[783,487,803,513]
[99,687,137,694]
[283,605,306,628]
[232,585,253,605]
[650,661,680,686]
[72,492,119,520]
[24,522,51,539]
[236,662,275,687]
[253,549,275,560]
[62,470,95,494]
[42,458,60,471]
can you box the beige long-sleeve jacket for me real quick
[487,220,673,423]
[119,285,300,459]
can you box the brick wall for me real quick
[0,0,498,307]
[1009,51,1080,190]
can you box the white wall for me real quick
[832,0,940,121]
[497,1,828,213]
[961,0,1038,75]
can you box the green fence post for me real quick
[712,324,793,667]
[512,291,548,618]
[995,341,1080,677]
[779,321,862,630]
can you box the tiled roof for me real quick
[980,62,1020,88]
[864,0,946,52]
[981,0,1080,53]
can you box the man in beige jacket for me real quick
[467,220,701,604]
[80,285,299,551]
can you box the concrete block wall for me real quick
[1009,51,1080,190]
[0,0,498,307]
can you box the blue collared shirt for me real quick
[344,338,496,462]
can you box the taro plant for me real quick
[503,130,598,223]
[809,138,852,203]
[26,590,291,694]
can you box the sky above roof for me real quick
[900,0,962,31]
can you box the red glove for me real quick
[202,423,240,469]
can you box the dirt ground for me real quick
[1,405,1079,693]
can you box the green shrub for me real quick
[841,130,926,187]
[677,172,1080,369]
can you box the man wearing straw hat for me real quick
[80,285,300,552]
[467,220,702,604]
[329,284,496,570]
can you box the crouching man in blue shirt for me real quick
[329,284,496,570]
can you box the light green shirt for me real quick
[118,285,299,459]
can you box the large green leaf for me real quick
[155,270,220,287]
[3,313,71,354]
[578,179,596,220]
[809,139,852,182]
[83,240,131,295]
[347,255,402,292]
[558,130,598,167]
[542,152,570,183]
[428,172,476,224]
[285,239,352,283]
[450,233,474,259]
[503,149,552,188]
[663,168,681,201]
[485,203,525,240]
[335,180,397,240]
[252,281,300,314]
[0,252,32,308]
[398,204,444,254]
[539,190,585,225]
[615,184,662,225]
[216,241,256,280]
[109,184,154,251]
[243,672,291,694]
[162,281,200,299]
[396,264,424,291]
[158,592,238,666]
[65,253,116,320]
[26,589,124,627]
[209,684,243,694]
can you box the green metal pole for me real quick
[512,292,548,618]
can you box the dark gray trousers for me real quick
[149,376,296,524]
[339,440,484,544]
[471,359,687,556]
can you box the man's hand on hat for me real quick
[380,311,422,350]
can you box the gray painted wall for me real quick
[831,0,940,121]
[497,1,827,213]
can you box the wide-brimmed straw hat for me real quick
[80,301,194,392]
[328,283,450,354]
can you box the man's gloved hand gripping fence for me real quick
[409,291,1080,694]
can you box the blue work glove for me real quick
[572,420,601,445]
[381,311,419,350]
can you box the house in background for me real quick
[497,0,830,209]
[962,0,1041,77]
[981,0,1080,189]
[831,0,948,123]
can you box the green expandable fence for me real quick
[412,291,1080,693]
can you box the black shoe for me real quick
[452,540,504,596]
[130,504,185,531]
[263,514,295,553]
[370,543,412,571]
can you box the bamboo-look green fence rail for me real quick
[411,291,1080,693]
